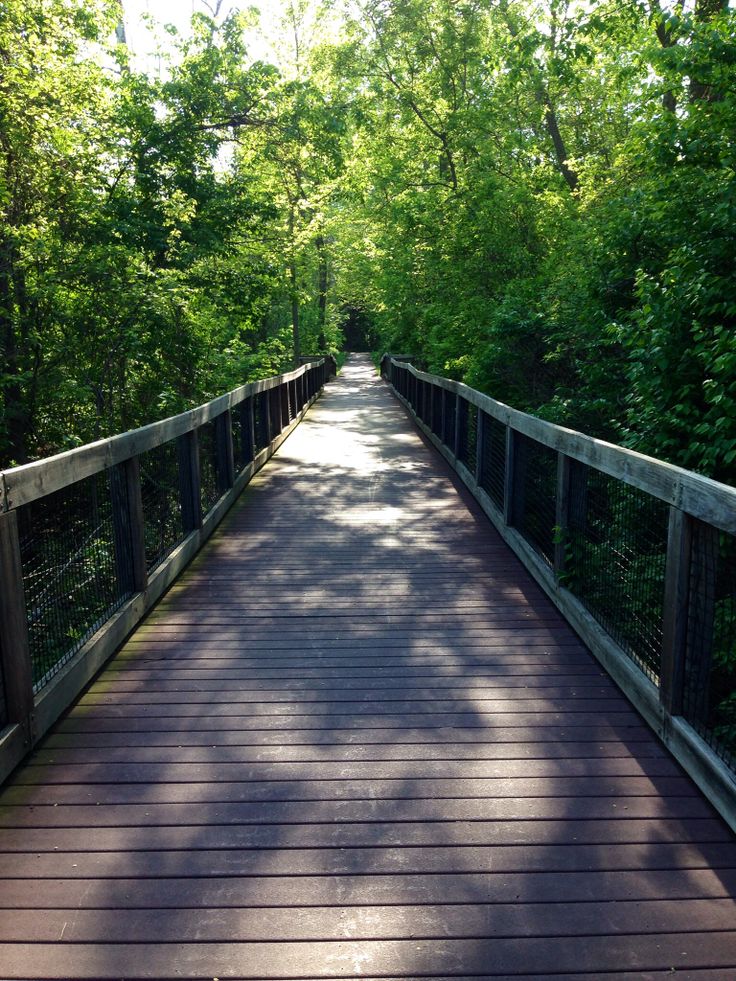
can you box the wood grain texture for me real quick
[0,354,734,979]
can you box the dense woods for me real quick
[1,0,735,482]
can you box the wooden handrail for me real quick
[380,355,736,534]
[1,359,335,512]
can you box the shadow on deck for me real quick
[0,354,735,979]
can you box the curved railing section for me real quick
[0,356,336,781]
[382,354,736,831]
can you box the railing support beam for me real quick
[0,511,35,733]
[215,410,235,495]
[178,430,202,533]
[110,457,147,595]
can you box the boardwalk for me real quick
[1,354,735,979]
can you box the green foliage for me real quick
[1,0,735,490]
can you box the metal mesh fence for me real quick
[271,387,283,437]
[682,526,736,767]
[289,379,297,420]
[512,434,557,566]
[443,391,457,450]
[562,463,668,681]
[198,421,220,515]
[232,399,253,472]
[254,392,269,452]
[139,440,184,572]
[457,399,478,473]
[231,402,243,473]
[17,471,130,690]
[478,413,506,511]
[431,386,443,438]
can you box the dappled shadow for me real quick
[1,355,735,978]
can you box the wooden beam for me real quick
[0,511,34,733]
[178,430,202,533]
[0,358,331,512]
[387,359,736,533]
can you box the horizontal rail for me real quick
[390,360,736,535]
[1,361,330,512]
[0,356,337,783]
[381,354,736,833]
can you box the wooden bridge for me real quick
[0,354,735,978]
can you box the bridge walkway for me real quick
[0,353,735,978]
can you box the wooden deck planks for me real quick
[0,353,735,979]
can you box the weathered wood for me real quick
[390,359,736,533]
[177,429,202,533]
[0,512,34,734]
[214,409,235,494]
[0,359,329,511]
[661,506,692,715]
[1,355,734,980]
[110,457,147,596]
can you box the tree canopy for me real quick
[1,0,734,483]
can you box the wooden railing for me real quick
[0,357,336,782]
[382,354,736,831]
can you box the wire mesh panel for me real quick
[290,379,298,419]
[197,421,220,515]
[457,399,478,473]
[232,399,254,472]
[254,392,269,452]
[563,462,668,681]
[139,440,185,572]
[16,471,130,690]
[408,372,417,411]
[231,402,243,472]
[268,387,281,436]
[443,391,457,451]
[511,433,557,565]
[415,380,425,422]
[682,526,736,767]
[431,385,443,438]
[478,413,506,511]
[296,375,304,413]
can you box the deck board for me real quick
[0,353,735,979]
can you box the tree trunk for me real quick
[288,207,300,364]
[690,0,728,101]
[0,245,28,464]
[316,235,327,351]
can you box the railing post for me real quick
[178,430,202,533]
[215,409,235,494]
[110,457,147,595]
[0,510,35,733]
[503,426,525,526]
[661,507,692,715]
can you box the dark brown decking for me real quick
[1,354,735,979]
